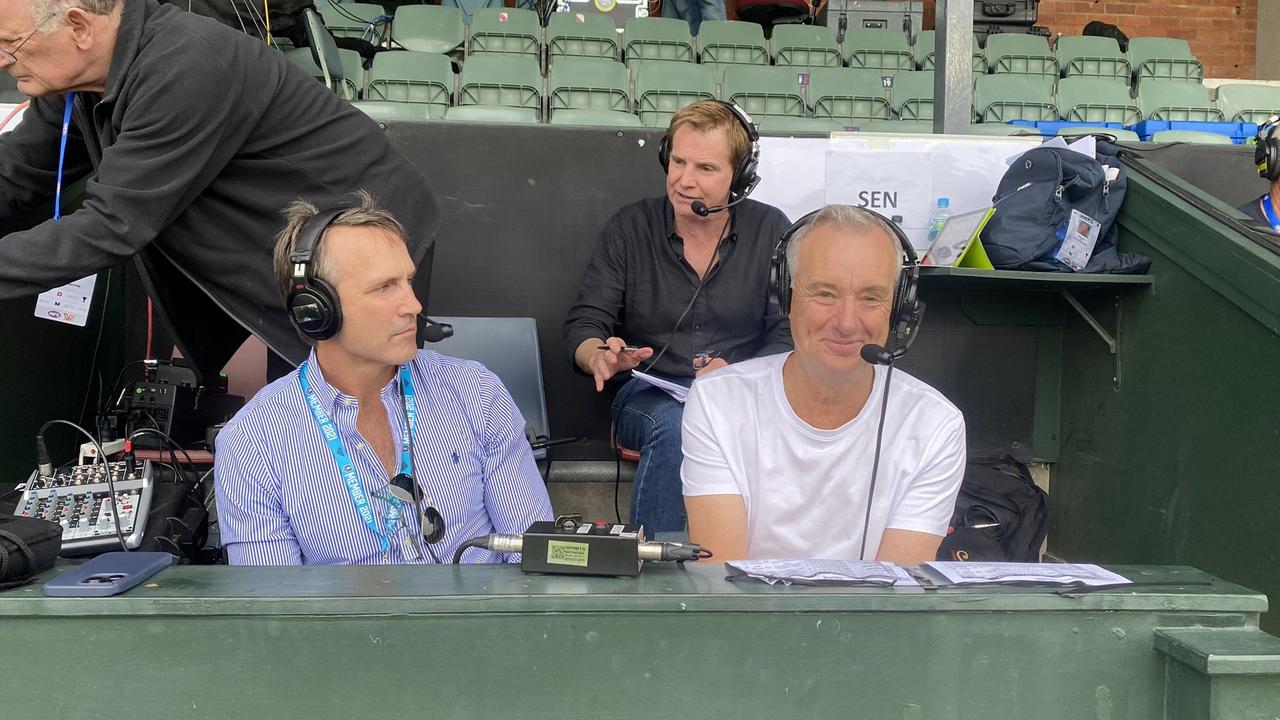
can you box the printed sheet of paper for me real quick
[629,369,688,403]
[924,562,1130,587]
[727,559,918,587]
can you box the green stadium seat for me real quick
[757,116,848,134]
[467,7,540,57]
[915,30,985,73]
[973,74,1057,122]
[1127,37,1204,82]
[1056,77,1140,124]
[807,68,892,123]
[456,53,542,116]
[721,65,808,118]
[623,17,695,68]
[696,20,768,66]
[319,3,387,43]
[1056,126,1141,141]
[984,33,1058,77]
[366,51,454,118]
[890,70,934,120]
[1054,35,1129,80]
[547,12,620,61]
[548,57,631,123]
[857,119,934,133]
[284,47,364,100]
[634,61,715,127]
[842,28,914,71]
[1137,79,1223,122]
[1151,129,1234,144]
[442,0,504,25]
[549,109,643,127]
[443,105,540,123]
[392,5,465,55]
[351,100,434,121]
[771,25,841,68]
[967,123,1042,136]
[1215,83,1280,124]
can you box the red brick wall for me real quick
[1037,0,1258,79]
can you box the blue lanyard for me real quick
[298,361,417,554]
[1262,195,1280,233]
[53,92,74,221]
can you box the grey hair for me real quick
[272,190,407,304]
[25,0,121,28]
[785,204,905,286]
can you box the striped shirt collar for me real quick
[303,348,405,416]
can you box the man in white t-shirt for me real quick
[681,204,966,563]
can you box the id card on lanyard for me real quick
[34,92,99,328]
[1261,195,1280,233]
[298,360,419,561]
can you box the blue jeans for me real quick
[613,376,690,535]
[661,0,726,36]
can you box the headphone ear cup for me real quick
[288,276,343,341]
[658,134,670,173]
[1268,137,1280,182]
[770,247,791,315]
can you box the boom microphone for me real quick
[691,194,750,217]
[417,314,454,343]
[860,343,893,366]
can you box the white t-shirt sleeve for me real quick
[680,380,742,497]
[885,411,967,536]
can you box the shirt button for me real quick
[342,398,353,406]
[355,443,365,450]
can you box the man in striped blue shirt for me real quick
[214,193,553,565]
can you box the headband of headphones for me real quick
[769,208,924,363]
[287,206,348,341]
[658,101,761,202]
[1255,117,1280,182]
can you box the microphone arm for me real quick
[417,313,454,343]
[692,193,751,218]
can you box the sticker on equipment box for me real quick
[546,540,590,567]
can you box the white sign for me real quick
[754,133,1040,250]
[35,275,97,327]
[825,149,934,237]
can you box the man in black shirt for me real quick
[1239,120,1280,232]
[563,101,792,536]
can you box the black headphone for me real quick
[1255,117,1280,182]
[286,206,348,341]
[769,208,925,364]
[657,101,762,204]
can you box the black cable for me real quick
[76,268,112,429]
[858,365,895,562]
[37,419,128,552]
[613,451,623,524]
[451,537,487,564]
[639,212,733,375]
[128,428,199,476]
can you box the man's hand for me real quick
[695,357,729,377]
[584,337,654,392]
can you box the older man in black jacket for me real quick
[0,0,439,371]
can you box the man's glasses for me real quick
[0,12,60,65]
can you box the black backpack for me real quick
[937,461,1048,563]
[1082,20,1129,53]
[981,139,1150,274]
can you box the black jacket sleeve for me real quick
[0,95,93,219]
[562,208,630,368]
[0,38,258,298]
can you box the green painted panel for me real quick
[1052,165,1280,635]
[0,564,1270,719]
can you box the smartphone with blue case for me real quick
[43,552,173,597]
